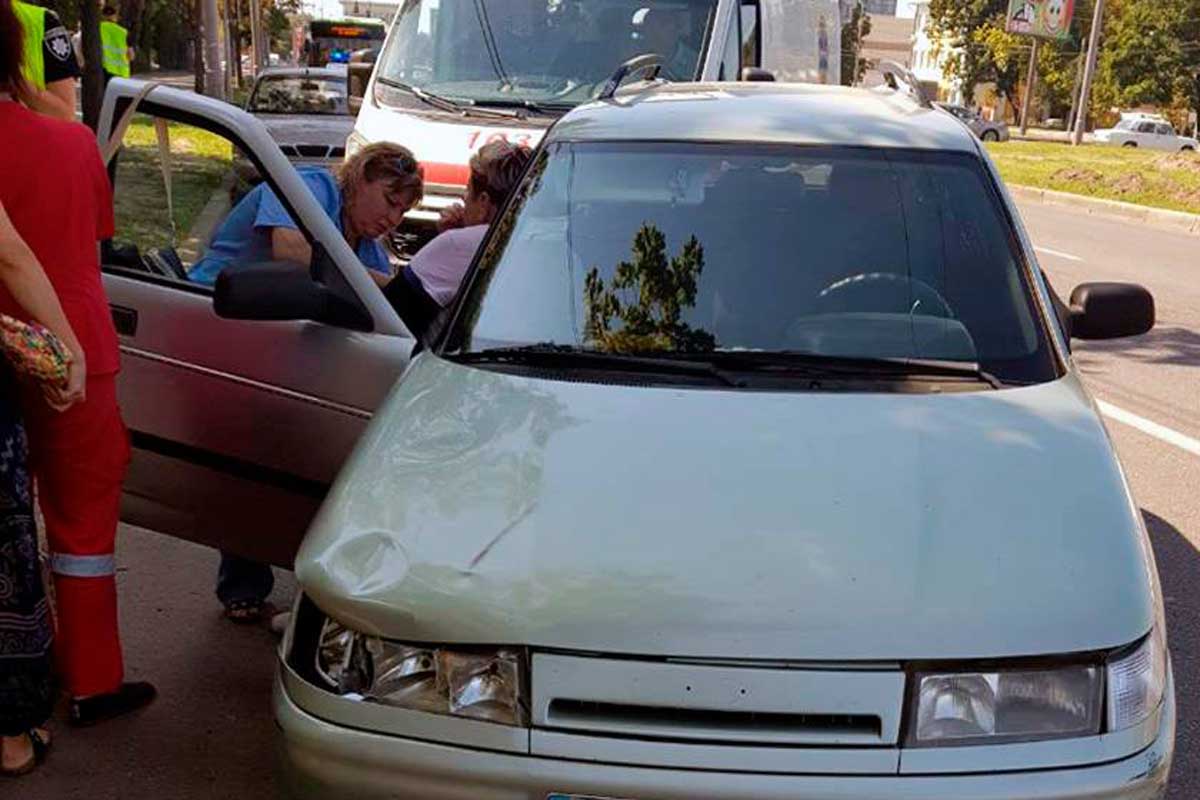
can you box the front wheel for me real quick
[1183,146,1196,153]
[981,130,999,142]
[1122,141,1138,148]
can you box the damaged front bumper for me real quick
[274,657,1174,800]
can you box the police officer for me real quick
[11,0,79,121]
[98,5,132,87]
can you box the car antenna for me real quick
[876,59,933,109]
[597,54,665,101]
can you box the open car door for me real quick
[97,79,414,567]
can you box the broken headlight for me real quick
[314,616,528,726]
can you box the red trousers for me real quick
[23,374,130,698]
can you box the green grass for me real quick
[112,115,234,254]
[985,141,1200,216]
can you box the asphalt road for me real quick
[18,200,1200,798]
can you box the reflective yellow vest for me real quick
[12,0,45,90]
[100,20,130,78]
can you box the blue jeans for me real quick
[216,551,274,607]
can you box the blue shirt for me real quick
[189,167,391,286]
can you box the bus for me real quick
[302,17,387,66]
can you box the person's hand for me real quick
[42,354,86,412]
[437,203,467,233]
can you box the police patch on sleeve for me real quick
[45,25,74,62]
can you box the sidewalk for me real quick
[1011,127,1090,144]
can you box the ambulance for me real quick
[346,0,843,256]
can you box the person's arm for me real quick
[29,11,79,122]
[270,226,313,266]
[24,78,76,121]
[0,202,87,409]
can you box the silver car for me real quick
[97,75,1171,799]
[936,102,1011,142]
[244,66,354,161]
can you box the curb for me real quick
[1008,184,1200,237]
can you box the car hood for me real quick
[297,355,1158,661]
[254,113,354,148]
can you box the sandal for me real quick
[223,598,266,624]
[0,728,51,777]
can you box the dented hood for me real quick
[295,354,1157,661]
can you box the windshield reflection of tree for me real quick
[583,223,716,353]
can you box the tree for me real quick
[840,2,872,86]
[80,0,103,130]
[926,0,1097,120]
[584,225,715,354]
[1094,0,1194,111]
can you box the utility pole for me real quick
[234,0,244,88]
[1019,39,1040,136]
[248,0,263,77]
[1072,0,1105,146]
[202,0,225,100]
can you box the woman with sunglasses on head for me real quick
[189,143,423,623]
[189,143,424,287]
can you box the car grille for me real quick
[531,654,906,749]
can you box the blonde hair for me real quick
[337,142,424,206]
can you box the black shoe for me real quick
[69,682,157,727]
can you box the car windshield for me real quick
[248,77,348,114]
[1115,119,1137,130]
[378,0,718,106]
[446,143,1058,386]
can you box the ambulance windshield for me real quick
[378,0,719,107]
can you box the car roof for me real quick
[548,82,979,152]
[255,67,346,81]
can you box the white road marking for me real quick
[1098,400,1200,458]
[1035,245,1083,262]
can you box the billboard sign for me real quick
[1006,0,1076,40]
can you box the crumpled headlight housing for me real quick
[909,630,1167,747]
[314,617,528,726]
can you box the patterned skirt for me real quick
[0,368,55,735]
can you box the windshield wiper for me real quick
[452,344,745,388]
[472,98,573,116]
[377,78,521,118]
[697,351,1008,389]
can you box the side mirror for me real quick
[1069,282,1155,340]
[214,261,373,331]
[741,67,775,82]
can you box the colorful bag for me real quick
[0,313,72,384]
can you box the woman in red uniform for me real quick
[0,3,154,726]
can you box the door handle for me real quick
[111,305,138,336]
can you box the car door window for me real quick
[106,115,379,289]
[1157,124,1174,137]
[1138,122,1156,134]
[740,0,760,68]
[717,8,741,80]
[107,116,237,285]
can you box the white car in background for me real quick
[1095,117,1198,152]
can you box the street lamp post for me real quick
[1072,0,1105,146]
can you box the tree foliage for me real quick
[840,2,872,86]
[584,225,715,354]
[924,0,1200,124]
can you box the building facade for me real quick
[339,0,399,23]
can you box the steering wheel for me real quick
[814,272,955,319]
